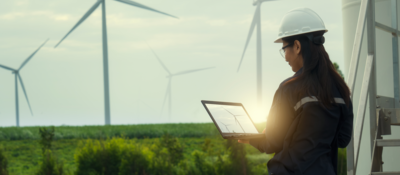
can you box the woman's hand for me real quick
[238,139,249,144]
[238,128,266,144]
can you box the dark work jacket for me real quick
[250,68,353,175]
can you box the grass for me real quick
[0,122,267,141]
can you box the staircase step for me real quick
[370,171,400,175]
[377,139,400,147]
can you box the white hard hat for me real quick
[274,7,328,43]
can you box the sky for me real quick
[0,0,345,127]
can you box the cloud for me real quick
[206,19,229,26]
[105,13,180,28]
[236,14,280,33]
[16,0,29,6]
[261,19,280,32]
[0,11,73,22]
[0,12,25,20]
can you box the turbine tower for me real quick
[237,0,276,105]
[54,0,178,125]
[149,47,214,121]
[0,39,48,127]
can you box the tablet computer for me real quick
[201,100,264,140]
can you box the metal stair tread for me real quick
[377,139,400,147]
[370,171,400,175]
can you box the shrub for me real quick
[184,138,252,175]
[224,140,251,175]
[74,136,186,175]
[74,138,124,175]
[144,141,175,175]
[119,142,149,175]
[333,62,344,79]
[36,126,65,175]
[0,146,8,175]
[131,133,185,175]
[159,133,184,165]
[191,150,216,175]
[39,126,55,153]
[250,162,269,175]
[202,138,215,156]
[338,148,346,175]
[35,149,64,175]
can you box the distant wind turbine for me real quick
[149,47,214,120]
[0,39,48,127]
[237,0,276,105]
[223,107,245,133]
[54,0,178,125]
[219,121,232,132]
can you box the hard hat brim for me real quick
[274,29,328,43]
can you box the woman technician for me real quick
[238,8,353,175]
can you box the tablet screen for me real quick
[205,103,259,134]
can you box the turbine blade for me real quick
[237,5,260,72]
[115,0,178,19]
[149,46,172,75]
[54,0,102,48]
[19,39,49,70]
[168,67,215,77]
[220,121,228,126]
[17,74,33,116]
[0,64,16,71]
[222,107,235,116]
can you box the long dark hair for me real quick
[282,31,350,107]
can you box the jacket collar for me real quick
[294,67,303,77]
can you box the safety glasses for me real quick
[279,44,293,58]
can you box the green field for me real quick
[0,123,225,141]
[0,123,346,175]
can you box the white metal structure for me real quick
[237,0,276,106]
[54,0,178,125]
[149,47,214,120]
[0,39,48,127]
[342,0,400,174]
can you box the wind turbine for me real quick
[222,107,245,133]
[219,121,232,132]
[54,0,178,125]
[149,47,214,121]
[0,39,48,127]
[237,0,276,106]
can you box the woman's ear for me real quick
[294,40,301,55]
